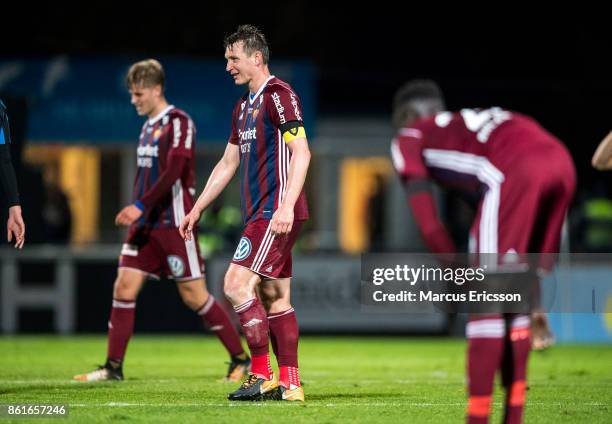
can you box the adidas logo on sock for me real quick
[243,318,263,328]
[209,325,223,331]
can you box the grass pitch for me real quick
[0,336,610,423]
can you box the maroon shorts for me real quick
[231,219,304,279]
[119,228,205,281]
[470,144,576,262]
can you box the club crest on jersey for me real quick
[233,237,252,261]
[153,127,162,141]
[167,255,185,277]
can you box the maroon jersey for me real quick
[391,108,563,189]
[391,108,575,255]
[132,105,196,231]
[228,76,309,224]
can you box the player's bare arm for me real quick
[117,153,188,228]
[180,143,240,240]
[270,137,311,236]
[592,130,612,170]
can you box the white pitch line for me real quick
[2,378,611,387]
[62,401,610,408]
[0,379,182,384]
[68,402,466,408]
[69,403,280,408]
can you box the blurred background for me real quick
[1,6,610,341]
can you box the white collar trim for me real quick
[148,105,174,125]
[249,76,275,104]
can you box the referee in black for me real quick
[1,99,25,248]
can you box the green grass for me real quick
[0,336,610,423]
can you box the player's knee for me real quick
[178,288,198,309]
[178,282,209,310]
[259,279,290,312]
[257,285,275,308]
[223,280,242,303]
[113,276,139,300]
[258,295,273,311]
[267,298,292,314]
[223,272,248,304]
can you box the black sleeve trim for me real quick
[0,144,20,206]
[279,120,303,134]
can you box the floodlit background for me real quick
[1,6,611,341]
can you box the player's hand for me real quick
[7,205,25,249]
[592,130,612,170]
[270,206,294,236]
[180,208,201,241]
[115,204,143,226]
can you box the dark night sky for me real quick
[5,5,611,185]
[8,6,609,108]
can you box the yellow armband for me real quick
[282,126,306,143]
